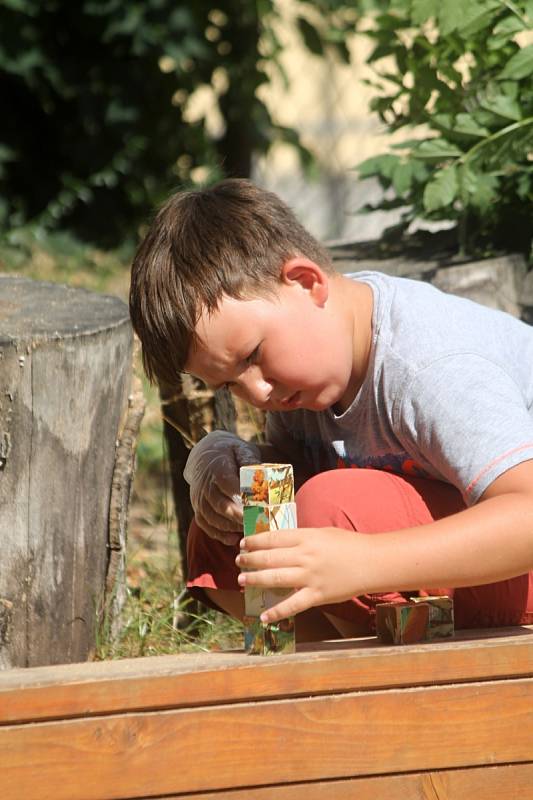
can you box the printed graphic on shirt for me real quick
[335,453,430,478]
[295,430,431,480]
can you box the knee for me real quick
[296,472,337,509]
[295,471,352,528]
[295,468,395,531]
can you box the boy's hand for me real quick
[235,527,371,621]
[184,431,261,545]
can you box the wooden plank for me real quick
[2,678,532,800]
[2,627,532,724]
[153,762,533,799]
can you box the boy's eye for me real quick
[245,345,260,365]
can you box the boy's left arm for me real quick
[236,460,533,623]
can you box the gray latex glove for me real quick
[183,431,261,545]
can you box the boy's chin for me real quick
[305,391,345,412]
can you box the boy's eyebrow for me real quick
[187,341,261,393]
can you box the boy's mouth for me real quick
[280,391,301,407]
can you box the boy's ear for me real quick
[280,257,328,306]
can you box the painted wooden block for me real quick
[243,502,297,537]
[240,464,296,655]
[376,602,430,645]
[377,596,454,645]
[411,596,455,639]
[243,615,296,656]
[240,464,294,506]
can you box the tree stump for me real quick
[0,275,133,668]
[160,377,237,585]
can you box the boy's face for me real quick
[184,260,363,414]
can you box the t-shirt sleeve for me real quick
[396,353,533,505]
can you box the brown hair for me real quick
[129,178,333,386]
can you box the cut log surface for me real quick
[0,275,132,669]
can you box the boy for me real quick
[130,179,533,641]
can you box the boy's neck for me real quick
[329,274,374,415]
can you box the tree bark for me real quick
[160,378,236,583]
[0,275,132,668]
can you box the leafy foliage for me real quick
[0,0,357,246]
[357,0,533,257]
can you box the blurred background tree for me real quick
[0,0,360,247]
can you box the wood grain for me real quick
[149,762,533,800]
[0,275,132,668]
[1,627,532,724]
[2,677,533,799]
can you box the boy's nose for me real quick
[235,371,272,406]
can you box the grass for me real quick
[0,227,246,659]
[95,526,244,659]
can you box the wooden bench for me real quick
[2,626,533,799]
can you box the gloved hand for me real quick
[184,431,261,545]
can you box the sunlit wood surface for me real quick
[2,627,532,799]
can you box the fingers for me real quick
[195,504,241,534]
[195,487,243,532]
[194,513,241,547]
[239,530,299,551]
[212,470,241,502]
[238,566,302,590]
[236,545,298,572]
[259,588,317,624]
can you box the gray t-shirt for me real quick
[266,270,533,505]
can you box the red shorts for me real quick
[187,469,533,631]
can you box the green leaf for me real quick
[297,17,324,56]
[366,43,397,63]
[437,0,464,35]
[460,166,499,211]
[459,1,501,38]
[412,159,431,182]
[411,0,439,24]
[481,92,522,122]
[391,160,414,194]
[412,138,463,160]
[105,100,138,125]
[391,0,411,12]
[167,8,194,31]
[423,164,458,211]
[516,171,532,201]
[357,153,400,180]
[438,0,499,37]
[332,40,351,65]
[488,15,525,51]
[0,144,16,162]
[452,113,490,138]
[372,11,410,31]
[390,138,431,150]
[0,0,37,11]
[433,113,454,134]
[499,44,533,80]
